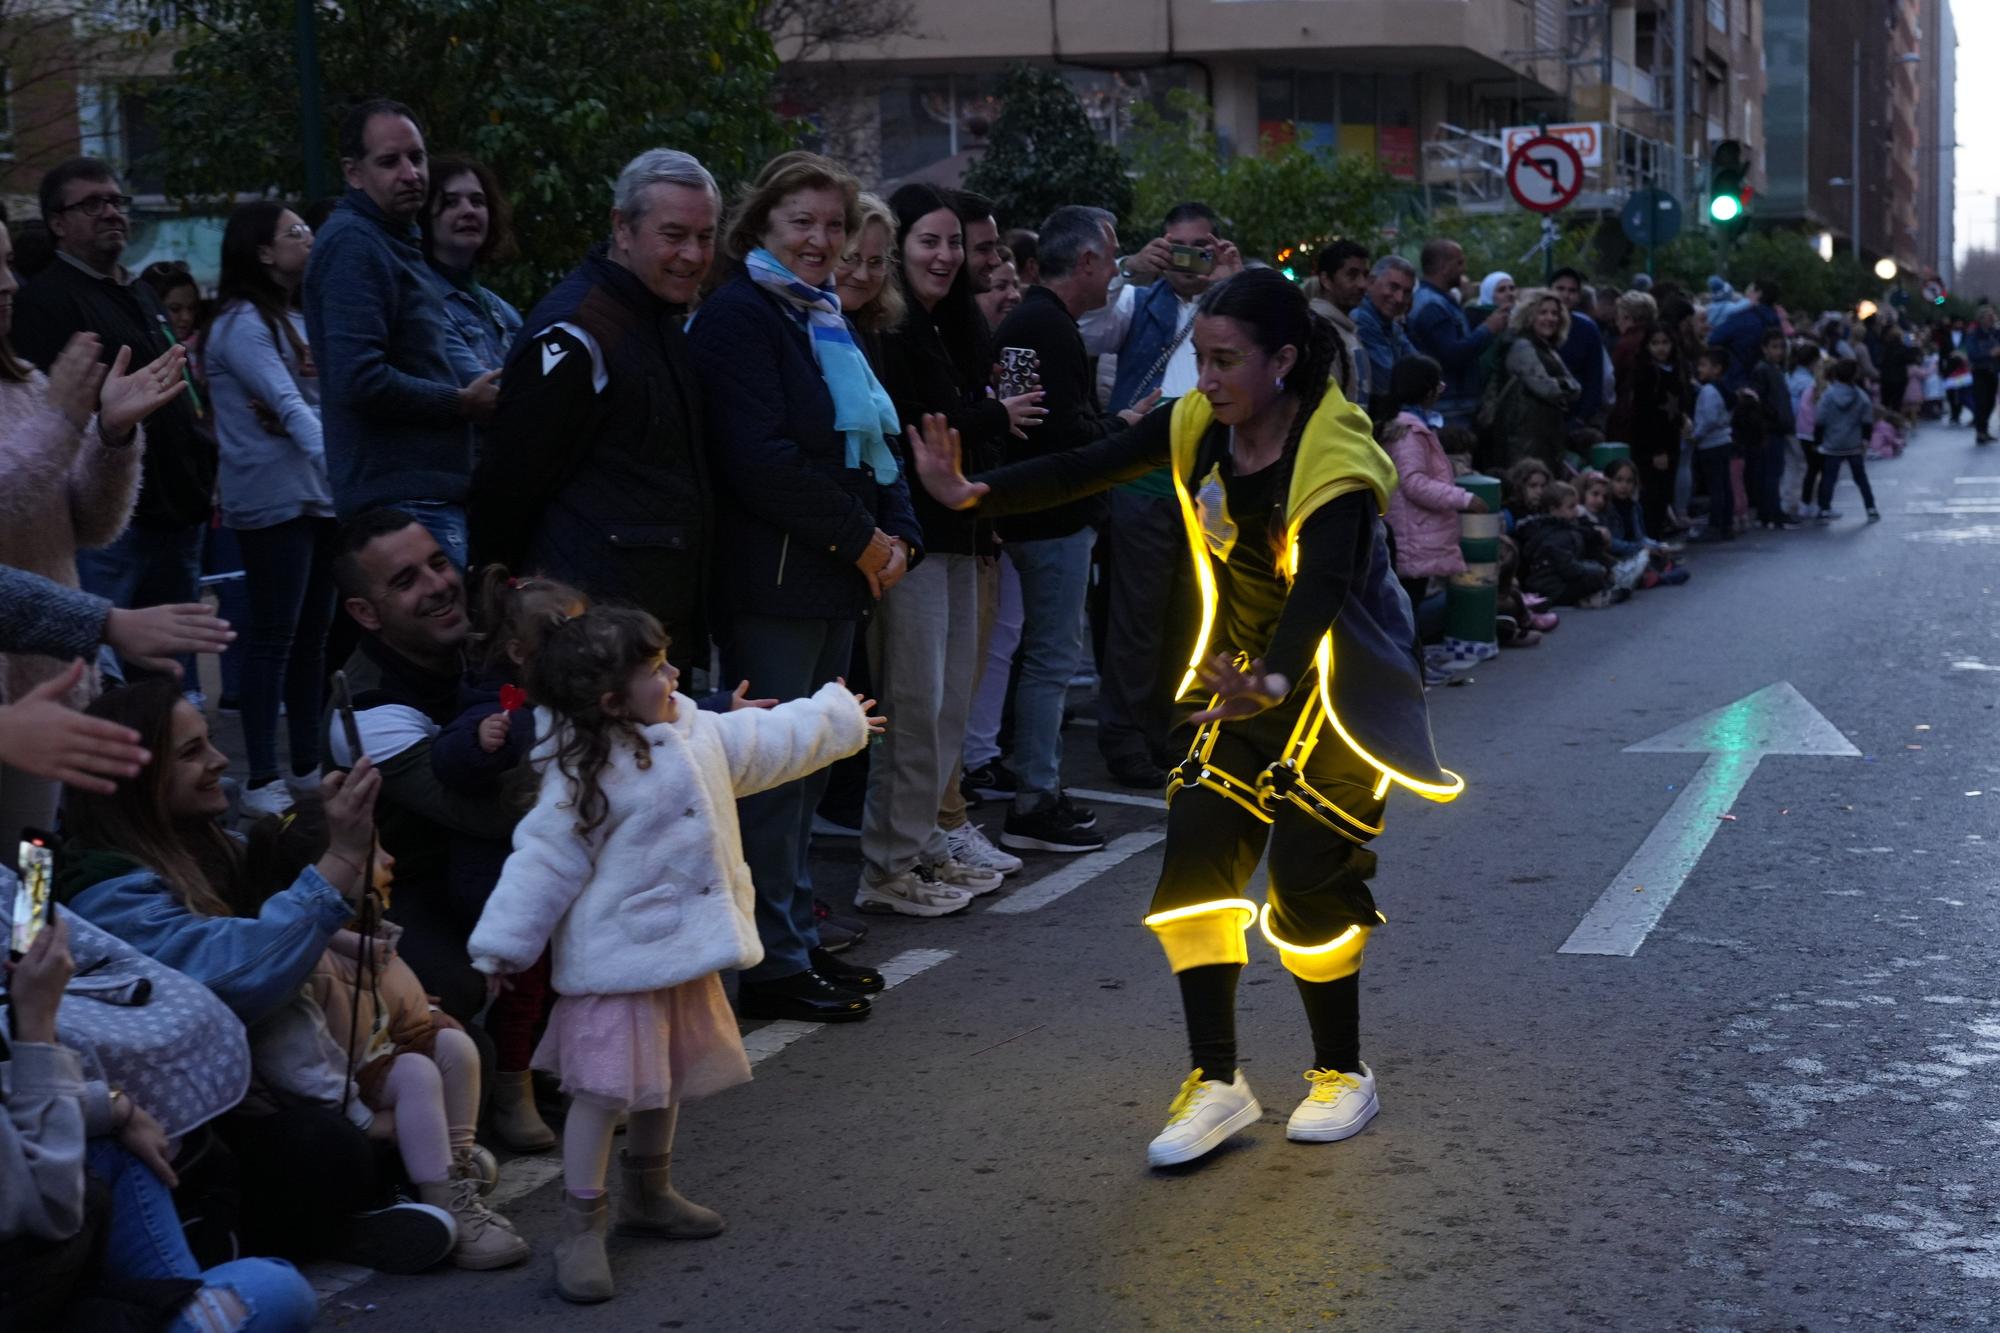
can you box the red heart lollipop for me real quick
[499,684,528,713]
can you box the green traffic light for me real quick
[1709,195,1743,223]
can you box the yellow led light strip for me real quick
[1145,899,1259,930]
[1256,903,1389,953]
[1170,464,1221,701]
[1313,634,1465,801]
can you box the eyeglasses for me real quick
[55,193,133,218]
[840,256,889,273]
[282,223,313,240]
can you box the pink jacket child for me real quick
[1383,411,1480,578]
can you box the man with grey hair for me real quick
[1351,254,1418,418]
[987,203,1154,854]
[471,147,722,669]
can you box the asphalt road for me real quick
[323,420,2000,1332]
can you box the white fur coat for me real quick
[468,682,870,995]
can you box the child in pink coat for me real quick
[1379,356,1486,614]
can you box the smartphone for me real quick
[331,670,365,769]
[998,346,1040,400]
[1168,243,1216,276]
[11,830,56,960]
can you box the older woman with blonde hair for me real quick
[835,191,904,362]
[686,152,923,1023]
[1485,288,1580,469]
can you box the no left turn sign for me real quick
[1506,135,1585,214]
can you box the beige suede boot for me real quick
[615,1129,725,1239]
[416,1178,530,1271]
[553,1191,613,1303]
[488,1070,556,1152]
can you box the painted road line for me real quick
[744,947,956,1068]
[1559,683,1859,957]
[990,829,1167,915]
[1067,786,1169,811]
[487,1157,563,1209]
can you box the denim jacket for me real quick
[432,264,523,385]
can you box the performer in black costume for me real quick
[909,269,1463,1166]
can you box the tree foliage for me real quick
[962,64,1132,233]
[135,0,795,302]
[1119,91,1399,263]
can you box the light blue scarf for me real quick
[744,247,902,485]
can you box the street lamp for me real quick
[1875,258,1899,281]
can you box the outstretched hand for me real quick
[906,413,989,512]
[1187,653,1290,724]
[98,343,189,442]
[837,677,889,736]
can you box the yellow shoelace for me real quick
[1163,1069,1212,1127]
[1302,1068,1362,1103]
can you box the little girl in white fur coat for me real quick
[467,605,881,1304]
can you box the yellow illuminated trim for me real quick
[1170,463,1221,700]
[1144,899,1259,929]
[1256,904,1388,953]
[1313,634,1465,802]
[1372,772,1391,799]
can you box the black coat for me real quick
[474,247,711,667]
[874,306,1009,557]
[1517,514,1609,604]
[989,286,1119,542]
[685,273,924,624]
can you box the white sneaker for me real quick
[854,868,973,918]
[945,822,1023,877]
[1146,1069,1261,1167]
[286,770,322,795]
[1285,1064,1379,1143]
[923,855,1005,896]
[238,781,296,820]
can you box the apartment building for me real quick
[1763,0,1952,277]
[791,0,1763,219]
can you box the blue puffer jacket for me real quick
[686,273,924,624]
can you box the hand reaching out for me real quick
[728,680,779,711]
[837,677,888,735]
[1187,653,1290,724]
[1117,389,1163,427]
[98,343,189,442]
[105,603,235,677]
[906,413,989,512]
[0,661,151,792]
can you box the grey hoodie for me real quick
[1815,381,1874,457]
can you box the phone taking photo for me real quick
[331,670,365,769]
[11,830,57,961]
[1168,243,1216,276]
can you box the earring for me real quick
[1275,376,1286,391]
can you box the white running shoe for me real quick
[238,781,296,820]
[945,822,1024,877]
[854,869,974,918]
[1146,1069,1261,1168]
[1285,1064,1379,1143]
[923,855,1005,896]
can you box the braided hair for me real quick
[1194,268,1347,561]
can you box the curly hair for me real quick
[525,606,669,839]
[1509,288,1572,347]
[468,565,587,677]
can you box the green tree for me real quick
[962,64,1133,232]
[136,0,794,302]
[1120,90,1398,263]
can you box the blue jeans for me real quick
[201,525,251,700]
[722,614,856,981]
[85,1140,318,1331]
[398,499,468,569]
[1005,527,1096,811]
[76,522,205,680]
[234,518,340,782]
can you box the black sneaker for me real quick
[809,947,885,993]
[1056,790,1098,829]
[965,761,1018,801]
[337,1199,457,1274]
[1001,804,1106,854]
[813,898,867,954]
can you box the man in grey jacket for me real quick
[303,99,499,563]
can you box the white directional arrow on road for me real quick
[1558,682,1860,957]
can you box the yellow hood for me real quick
[1167,386,1399,550]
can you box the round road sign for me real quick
[1619,188,1683,249]
[1506,136,1585,215]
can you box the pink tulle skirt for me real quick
[532,974,751,1112]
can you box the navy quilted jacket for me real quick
[687,274,923,624]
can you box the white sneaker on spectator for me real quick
[923,855,1004,896]
[945,822,1023,877]
[238,781,295,820]
[855,868,973,918]
[286,769,322,795]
